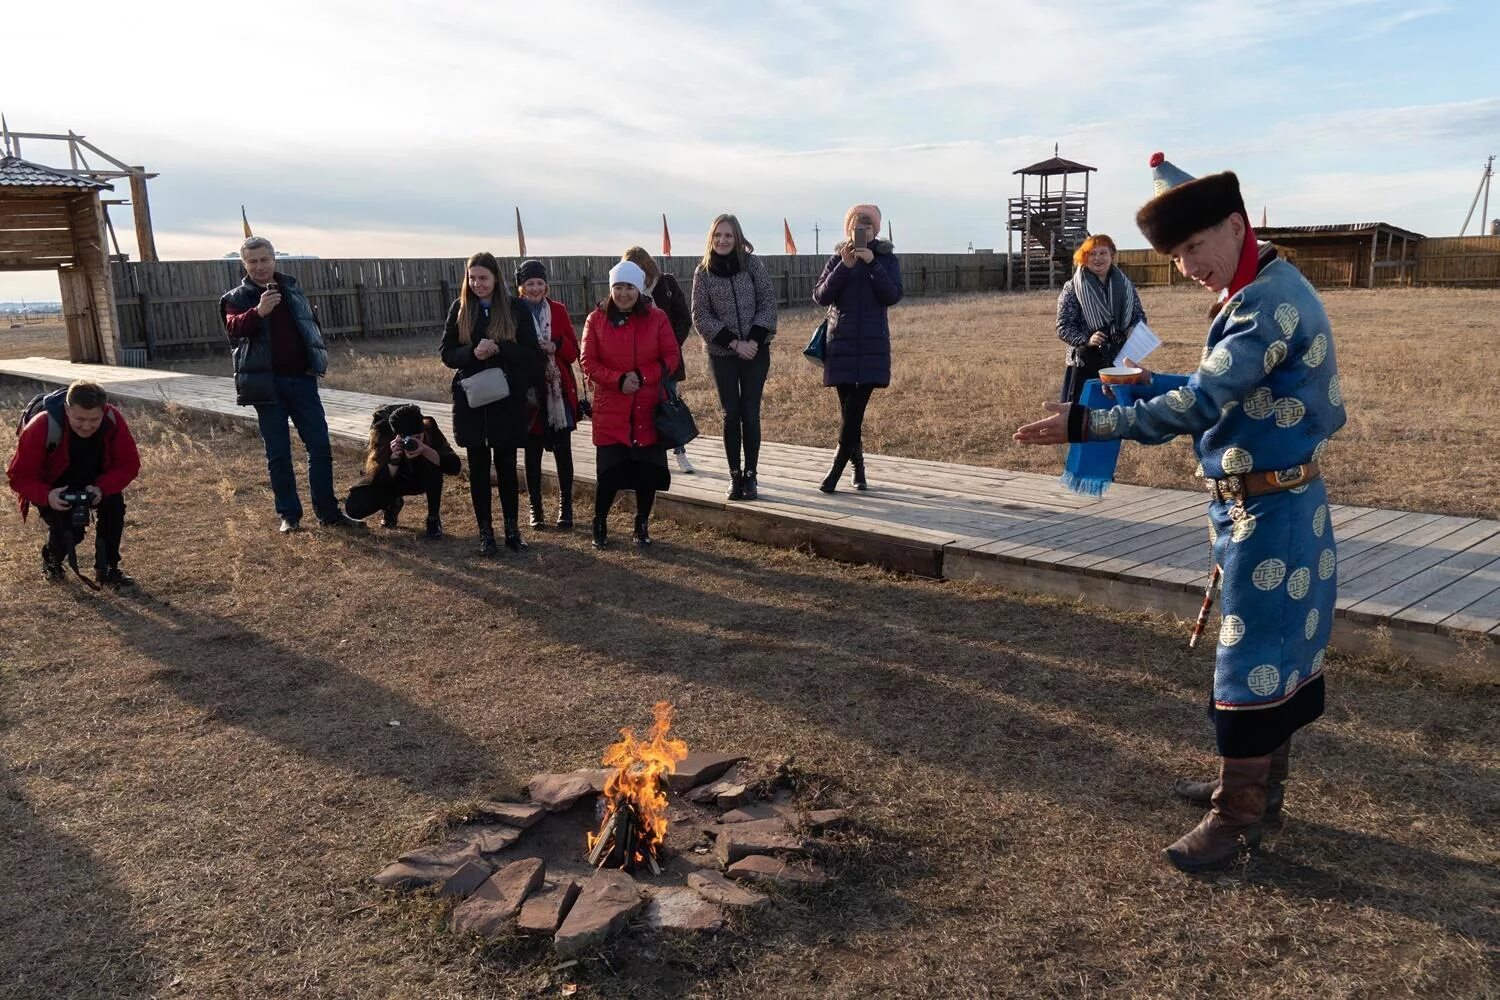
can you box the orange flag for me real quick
[783,218,797,254]
[241,205,253,238]
[662,214,672,257]
[515,207,528,257]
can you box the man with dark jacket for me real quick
[220,236,358,533]
[7,381,141,586]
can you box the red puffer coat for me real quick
[580,304,681,448]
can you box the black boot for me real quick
[425,517,444,539]
[851,450,868,491]
[633,517,653,548]
[741,470,759,501]
[819,445,852,494]
[98,565,135,588]
[503,520,528,552]
[556,499,574,530]
[41,543,64,582]
[478,527,498,556]
[592,517,609,549]
[528,491,546,530]
[727,470,745,501]
[382,496,404,529]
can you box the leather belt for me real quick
[1208,461,1321,502]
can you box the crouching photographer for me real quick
[7,381,141,587]
[343,404,461,537]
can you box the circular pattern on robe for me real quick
[1264,340,1288,373]
[1311,649,1326,674]
[1287,566,1311,599]
[1304,333,1328,368]
[1284,669,1301,693]
[1165,387,1197,412]
[1304,608,1319,640]
[1221,447,1254,474]
[1274,303,1300,338]
[1247,664,1281,696]
[1244,387,1274,420]
[1231,512,1257,542]
[1319,548,1336,580]
[1313,505,1328,537]
[1312,438,1329,462]
[1329,374,1343,407]
[1219,614,1246,647]
[1253,558,1287,590]
[1273,396,1307,428]
[1202,346,1234,377]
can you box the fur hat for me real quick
[386,404,425,437]
[608,260,646,292]
[1134,152,1247,254]
[515,259,547,285]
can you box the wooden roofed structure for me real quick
[1257,222,1424,288]
[1007,147,1096,291]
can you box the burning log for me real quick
[585,702,688,874]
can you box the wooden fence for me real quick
[110,253,1011,358]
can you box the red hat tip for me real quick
[1149,151,1165,167]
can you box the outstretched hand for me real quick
[1013,401,1072,446]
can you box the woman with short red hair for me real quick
[1056,234,1146,403]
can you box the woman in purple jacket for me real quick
[811,203,903,492]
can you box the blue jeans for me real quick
[253,374,339,522]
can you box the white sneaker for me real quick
[674,450,695,474]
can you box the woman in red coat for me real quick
[580,261,681,549]
[516,259,582,530]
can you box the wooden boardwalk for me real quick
[4,356,1496,669]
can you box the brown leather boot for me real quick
[1172,740,1289,822]
[1163,754,1271,873]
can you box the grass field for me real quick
[81,284,1496,519]
[2,397,1496,999]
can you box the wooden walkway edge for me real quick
[3,357,1495,672]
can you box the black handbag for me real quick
[654,375,699,449]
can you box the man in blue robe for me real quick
[1015,154,1346,871]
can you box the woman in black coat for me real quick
[441,251,544,554]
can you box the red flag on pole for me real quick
[662,214,672,257]
[783,218,797,255]
[515,207,527,257]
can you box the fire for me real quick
[586,701,688,872]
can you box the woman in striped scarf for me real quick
[1055,235,1146,403]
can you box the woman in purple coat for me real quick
[811,203,903,492]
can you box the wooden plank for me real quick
[1362,536,1500,627]
[1338,521,1500,614]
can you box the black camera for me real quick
[400,435,420,452]
[60,489,92,529]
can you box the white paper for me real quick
[1114,321,1161,367]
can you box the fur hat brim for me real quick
[1135,171,1246,254]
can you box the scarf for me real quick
[529,298,570,431]
[707,252,742,277]
[1070,265,1135,341]
[1060,379,1157,496]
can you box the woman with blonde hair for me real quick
[623,246,696,473]
[690,214,777,500]
[441,251,544,554]
[1055,234,1146,403]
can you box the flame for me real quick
[586,701,688,869]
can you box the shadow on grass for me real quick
[94,585,507,800]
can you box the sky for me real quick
[3,0,1498,301]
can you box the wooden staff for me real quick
[1188,565,1222,649]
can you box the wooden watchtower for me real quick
[1007,147,1095,291]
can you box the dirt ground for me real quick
[1,398,1495,999]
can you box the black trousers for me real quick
[709,348,770,472]
[41,493,125,572]
[524,433,575,510]
[835,383,876,452]
[466,445,519,530]
[344,462,445,522]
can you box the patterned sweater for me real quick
[690,253,778,358]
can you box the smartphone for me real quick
[266,280,279,293]
[853,226,871,250]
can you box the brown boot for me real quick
[1163,754,1271,873]
[1172,740,1289,822]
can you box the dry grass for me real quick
[2,395,1496,999]
[151,287,1496,520]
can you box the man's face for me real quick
[242,246,277,285]
[1170,215,1245,294]
[66,404,105,439]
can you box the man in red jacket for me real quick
[7,380,141,586]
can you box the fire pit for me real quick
[585,702,686,874]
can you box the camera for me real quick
[400,434,420,452]
[60,489,92,529]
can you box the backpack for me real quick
[17,388,116,451]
